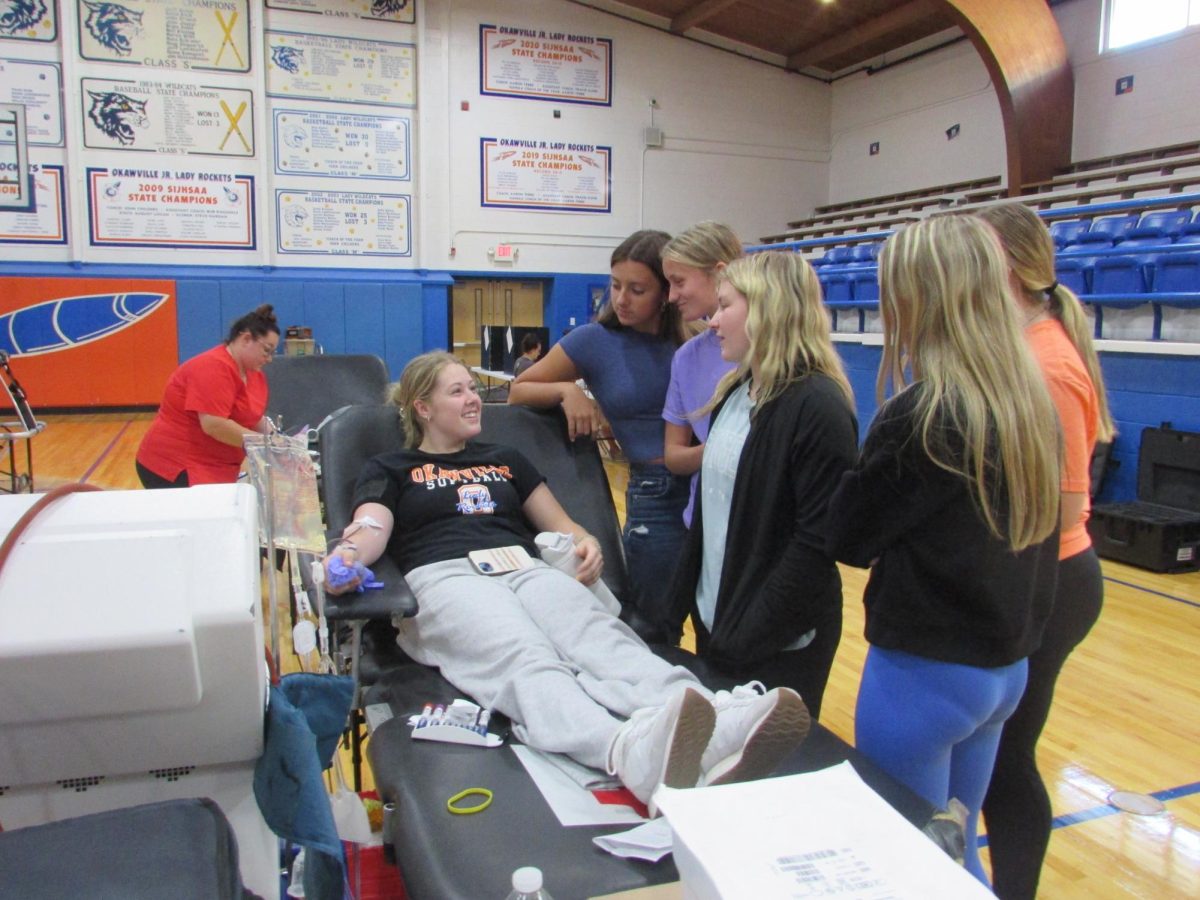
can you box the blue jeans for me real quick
[623,463,690,637]
[855,646,1028,887]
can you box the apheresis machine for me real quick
[0,484,278,898]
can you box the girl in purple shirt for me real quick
[660,222,744,526]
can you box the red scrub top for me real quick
[137,344,268,485]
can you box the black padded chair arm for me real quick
[324,555,417,621]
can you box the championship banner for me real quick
[0,163,67,245]
[265,0,414,26]
[0,59,64,146]
[75,0,251,72]
[87,166,255,250]
[0,276,177,406]
[0,0,57,42]
[276,189,411,256]
[81,77,254,156]
[266,30,416,108]
[480,24,612,106]
[481,137,611,213]
[273,108,410,180]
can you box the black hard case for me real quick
[1088,426,1200,573]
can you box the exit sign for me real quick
[494,243,516,262]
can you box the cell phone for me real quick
[468,545,534,575]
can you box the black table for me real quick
[364,663,935,900]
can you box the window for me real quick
[1105,0,1200,50]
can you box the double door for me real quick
[451,279,543,369]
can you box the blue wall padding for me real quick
[830,343,1200,504]
[3,260,1197,504]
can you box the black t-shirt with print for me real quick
[350,442,547,573]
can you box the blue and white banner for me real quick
[273,108,409,180]
[75,0,250,72]
[81,77,254,156]
[0,163,66,244]
[276,188,411,256]
[0,0,57,42]
[481,137,611,213]
[266,30,416,108]
[480,24,611,106]
[0,59,63,146]
[266,0,414,26]
[87,166,255,249]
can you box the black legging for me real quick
[707,605,843,722]
[136,460,189,489]
[982,547,1104,900]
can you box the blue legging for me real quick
[855,646,1028,885]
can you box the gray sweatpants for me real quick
[399,558,706,769]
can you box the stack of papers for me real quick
[655,762,993,899]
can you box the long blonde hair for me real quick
[708,251,854,415]
[386,350,466,449]
[877,215,1060,551]
[978,202,1115,441]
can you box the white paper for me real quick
[535,531,621,616]
[511,745,646,827]
[592,818,675,863]
[655,762,993,900]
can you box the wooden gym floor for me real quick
[22,412,1200,898]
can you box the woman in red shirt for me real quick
[136,305,280,488]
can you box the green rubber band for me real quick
[447,787,493,815]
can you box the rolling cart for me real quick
[0,351,45,494]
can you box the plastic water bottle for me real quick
[504,865,554,899]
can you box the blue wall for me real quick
[833,341,1200,504]
[2,259,1194,504]
[0,262,457,380]
[0,263,604,372]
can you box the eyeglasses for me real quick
[257,338,278,357]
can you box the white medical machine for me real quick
[0,484,278,899]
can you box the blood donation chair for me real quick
[0,484,279,898]
[265,353,390,435]
[317,403,939,899]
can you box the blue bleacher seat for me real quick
[1091,256,1147,294]
[1049,219,1090,249]
[822,273,853,304]
[850,270,879,304]
[847,243,880,266]
[1055,257,1091,295]
[1152,251,1200,293]
[822,246,856,265]
[1119,234,1174,250]
[1089,214,1141,242]
[1134,209,1192,238]
[1062,232,1115,253]
[1176,221,1200,242]
[809,255,831,268]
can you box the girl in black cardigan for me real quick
[666,251,859,720]
[826,215,1061,887]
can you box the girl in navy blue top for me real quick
[509,230,696,640]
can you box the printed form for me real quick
[655,762,994,899]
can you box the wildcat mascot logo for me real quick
[87,90,148,146]
[271,45,303,74]
[0,0,47,36]
[371,0,409,16]
[82,0,143,57]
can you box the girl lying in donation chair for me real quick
[322,351,809,812]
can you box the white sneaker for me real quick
[606,686,715,815]
[699,682,810,787]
